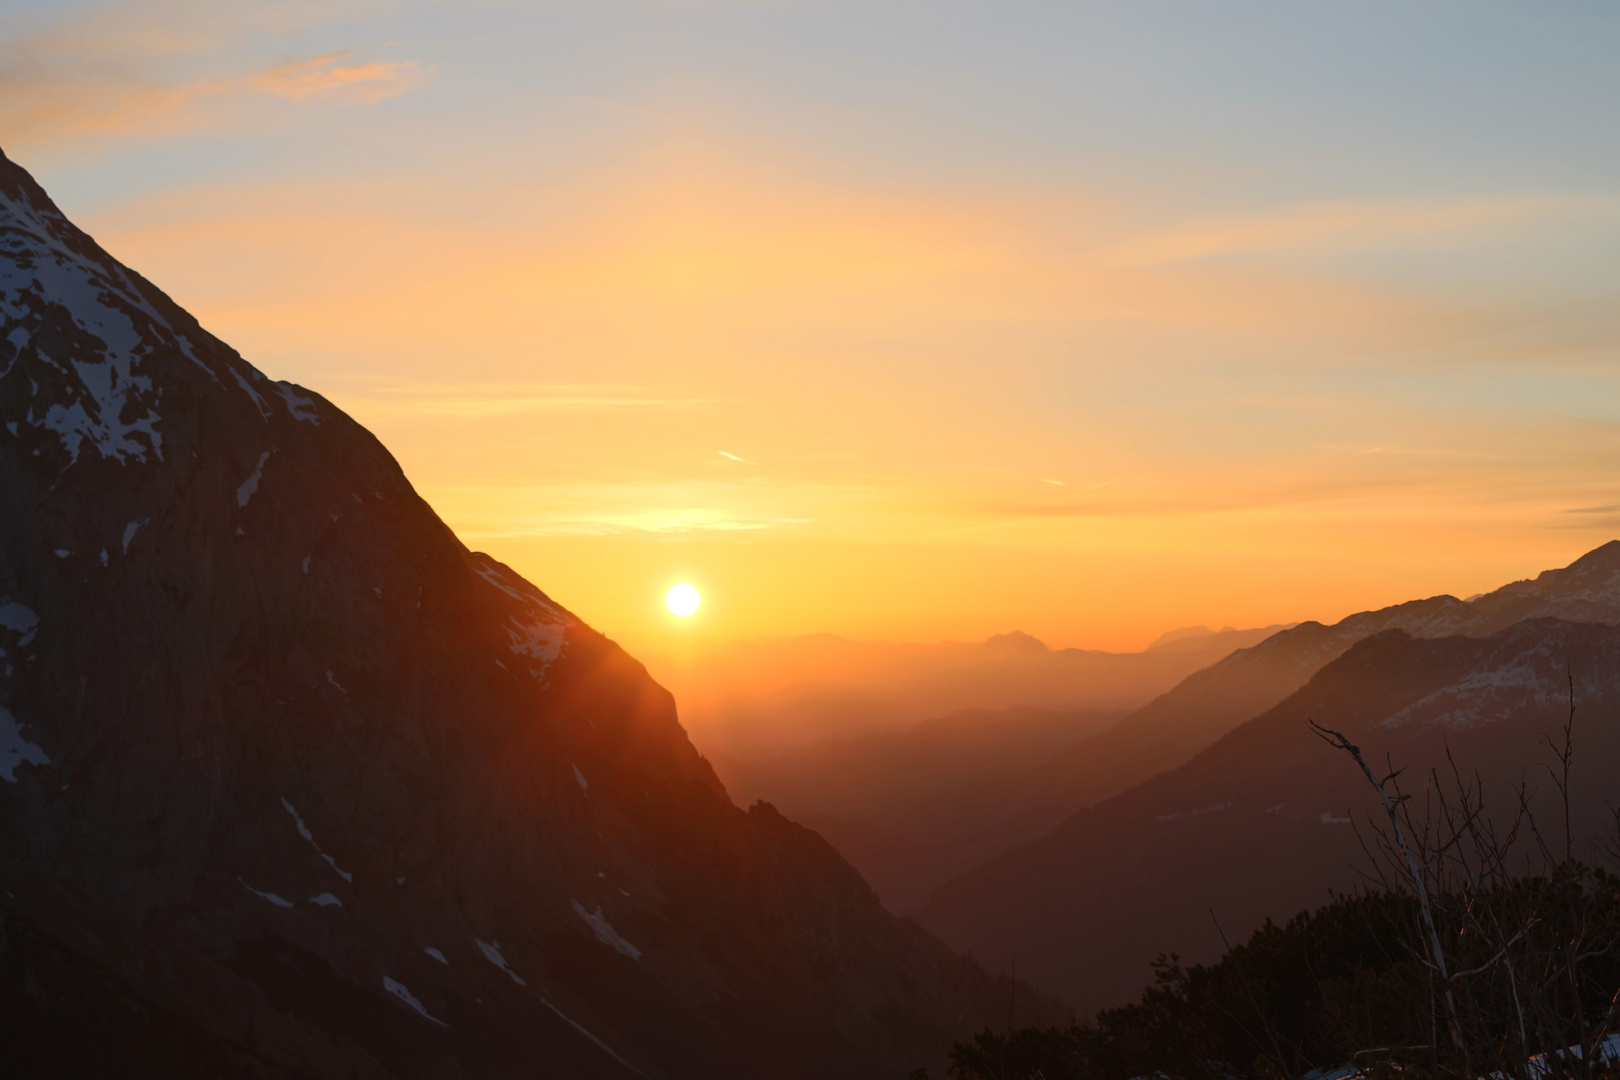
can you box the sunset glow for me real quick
[13,1,1620,656]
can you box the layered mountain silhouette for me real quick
[691,627,1288,911]
[715,562,1620,916]
[916,543,1620,1016]
[0,149,1036,1077]
[659,625,1286,761]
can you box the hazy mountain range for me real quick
[912,541,1620,1015]
[657,624,1289,761]
[696,626,1292,910]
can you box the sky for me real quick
[5,0,1620,654]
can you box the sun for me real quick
[665,583,701,618]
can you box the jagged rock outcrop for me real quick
[0,147,1021,1078]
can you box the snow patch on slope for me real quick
[509,616,567,666]
[383,976,447,1027]
[238,879,293,908]
[0,707,49,781]
[473,557,575,674]
[281,797,353,882]
[537,996,647,1076]
[230,368,269,418]
[473,561,534,605]
[0,187,165,464]
[277,382,321,423]
[573,899,642,959]
[1382,657,1552,730]
[237,451,269,507]
[0,600,39,646]
[475,939,527,985]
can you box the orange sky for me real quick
[13,1,1620,655]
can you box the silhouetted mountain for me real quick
[660,626,1283,762]
[917,612,1620,1017]
[982,544,1620,848]
[1143,624,1293,653]
[712,563,1617,919]
[0,148,1030,1077]
[701,628,1289,914]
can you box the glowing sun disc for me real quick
[665,583,701,617]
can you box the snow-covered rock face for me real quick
[0,184,168,465]
[0,163,325,477]
[0,706,49,781]
[476,557,574,676]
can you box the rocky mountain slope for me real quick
[0,147,1027,1077]
[917,609,1620,1017]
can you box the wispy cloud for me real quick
[433,479,818,538]
[1110,196,1607,266]
[0,1,418,150]
[248,52,417,103]
[335,383,722,418]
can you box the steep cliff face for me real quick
[0,148,1013,1077]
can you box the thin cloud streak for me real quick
[1110,195,1616,266]
[0,1,417,150]
[342,386,725,418]
[424,477,841,539]
[249,52,418,103]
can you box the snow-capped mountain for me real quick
[0,148,1021,1077]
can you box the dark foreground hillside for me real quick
[948,865,1620,1080]
[0,147,1036,1077]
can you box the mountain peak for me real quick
[1470,540,1620,620]
[1146,625,1215,649]
[980,630,1050,654]
[0,145,321,478]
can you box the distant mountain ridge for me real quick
[1144,623,1297,653]
[665,624,1285,761]
[707,557,1620,917]
[915,543,1620,1017]
[0,147,1027,1076]
[998,541,1620,831]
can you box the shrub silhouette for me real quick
[942,691,1620,1080]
